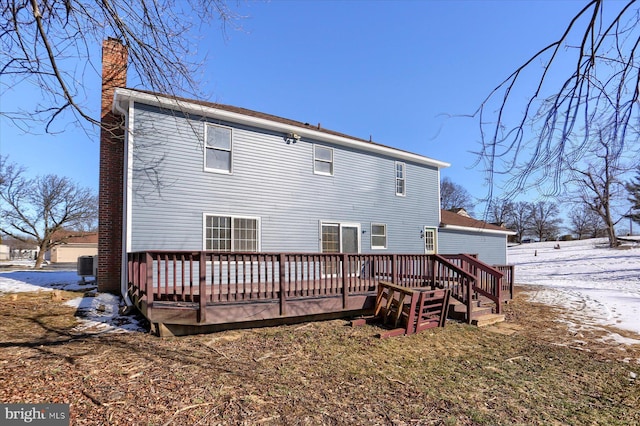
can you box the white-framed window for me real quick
[395,162,406,196]
[371,223,387,249]
[314,145,334,176]
[204,214,260,251]
[204,123,232,173]
[423,227,437,254]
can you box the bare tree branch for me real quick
[0,0,241,134]
[0,155,98,267]
[474,0,640,201]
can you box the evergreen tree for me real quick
[626,169,640,224]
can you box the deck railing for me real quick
[127,251,509,324]
[441,254,505,314]
[493,264,515,301]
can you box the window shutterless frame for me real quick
[204,123,233,174]
[313,144,334,176]
[203,214,261,252]
[395,161,406,196]
[370,223,387,249]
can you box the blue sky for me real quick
[0,0,587,210]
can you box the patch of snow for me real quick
[65,292,146,334]
[510,238,640,342]
[0,266,146,334]
[0,270,94,293]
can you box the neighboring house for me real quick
[46,232,98,263]
[2,237,39,260]
[439,210,515,265]
[97,39,514,318]
[0,244,9,261]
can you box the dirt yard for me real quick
[1,286,639,425]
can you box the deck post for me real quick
[341,254,348,309]
[145,253,153,308]
[510,265,515,300]
[495,275,502,314]
[431,256,437,288]
[279,253,286,316]
[198,252,207,323]
[466,278,472,324]
[391,254,398,284]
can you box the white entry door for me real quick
[423,227,437,254]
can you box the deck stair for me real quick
[471,313,506,327]
[351,281,451,338]
[448,296,505,327]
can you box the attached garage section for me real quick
[438,210,514,265]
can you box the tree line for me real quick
[443,167,640,247]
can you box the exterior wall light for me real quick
[285,132,301,144]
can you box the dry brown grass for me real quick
[0,287,639,425]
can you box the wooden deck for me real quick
[127,251,514,335]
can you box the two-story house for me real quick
[98,39,513,334]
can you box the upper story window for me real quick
[204,214,259,252]
[371,223,387,249]
[314,145,334,176]
[395,162,406,196]
[205,124,232,173]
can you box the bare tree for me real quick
[440,177,476,214]
[487,198,514,226]
[505,201,531,243]
[0,156,98,267]
[568,205,602,240]
[1,0,238,133]
[475,1,640,199]
[566,129,628,247]
[528,201,563,242]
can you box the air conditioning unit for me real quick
[77,255,96,281]
[93,255,98,279]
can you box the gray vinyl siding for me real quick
[128,103,441,253]
[438,228,508,265]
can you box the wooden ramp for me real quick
[352,281,450,338]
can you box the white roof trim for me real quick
[440,224,516,236]
[113,88,450,169]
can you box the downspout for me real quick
[114,97,133,308]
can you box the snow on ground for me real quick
[0,264,146,334]
[509,238,640,345]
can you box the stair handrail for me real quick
[443,254,503,313]
[432,254,478,323]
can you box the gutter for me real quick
[440,224,517,236]
[113,98,134,308]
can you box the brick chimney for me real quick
[98,38,128,293]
